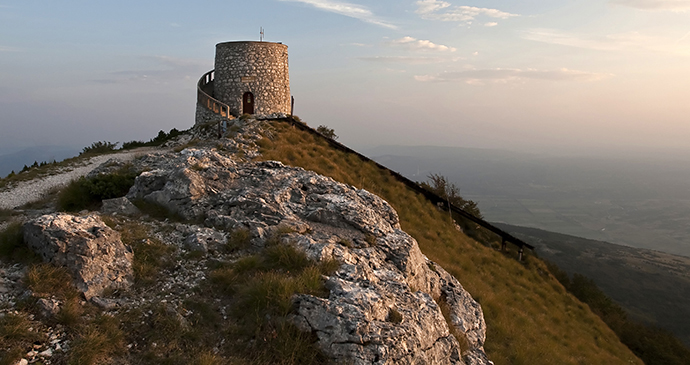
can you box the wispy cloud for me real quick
[522,28,690,54]
[92,56,208,84]
[416,0,451,14]
[277,0,397,29]
[610,0,690,11]
[387,36,457,52]
[415,68,612,84]
[415,0,519,26]
[359,56,448,64]
[345,42,373,47]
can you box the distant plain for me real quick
[368,145,690,258]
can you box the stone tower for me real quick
[196,41,290,125]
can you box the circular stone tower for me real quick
[213,41,290,117]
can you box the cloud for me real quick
[277,0,397,29]
[485,22,498,27]
[0,46,20,52]
[521,28,690,54]
[387,36,457,52]
[415,1,519,25]
[92,56,208,84]
[358,56,448,64]
[415,68,612,84]
[344,42,372,47]
[416,0,451,14]
[610,0,690,11]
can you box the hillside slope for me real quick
[496,222,690,346]
[257,120,642,364]
[0,118,643,364]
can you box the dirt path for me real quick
[0,148,159,210]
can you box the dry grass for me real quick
[114,220,176,286]
[0,313,44,365]
[257,121,643,365]
[208,242,337,364]
[0,222,40,264]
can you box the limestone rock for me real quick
[183,227,226,253]
[23,213,134,299]
[126,147,490,364]
[101,197,140,216]
[36,298,60,318]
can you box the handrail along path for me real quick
[195,72,534,260]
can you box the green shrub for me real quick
[130,199,186,222]
[121,128,184,150]
[81,141,118,155]
[57,169,137,212]
[316,125,338,140]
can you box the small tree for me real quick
[316,125,338,140]
[420,174,496,246]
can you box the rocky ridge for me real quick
[0,120,491,364]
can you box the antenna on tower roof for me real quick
[260,27,264,42]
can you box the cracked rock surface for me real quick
[125,147,490,364]
[23,213,134,299]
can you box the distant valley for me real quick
[496,223,690,347]
[368,145,690,258]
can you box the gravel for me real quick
[0,149,155,210]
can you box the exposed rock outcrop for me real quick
[126,148,490,364]
[23,213,133,299]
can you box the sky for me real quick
[1,0,690,156]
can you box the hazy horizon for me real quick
[2,1,690,157]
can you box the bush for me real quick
[316,125,338,140]
[81,141,118,155]
[121,128,184,150]
[0,222,39,264]
[57,169,137,212]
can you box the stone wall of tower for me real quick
[213,41,290,117]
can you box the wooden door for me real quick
[243,92,254,114]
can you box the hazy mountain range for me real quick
[0,146,80,177]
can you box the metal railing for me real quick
[197,70,232,118]
[279,116,534,260]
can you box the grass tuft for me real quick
[68,315,125,365]
[0,222,40,264]
[0,314,44,365]
[226,227,252,252]
[208,238,338,364]
[115,221,176,286]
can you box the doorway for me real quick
[243,92,254,114]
